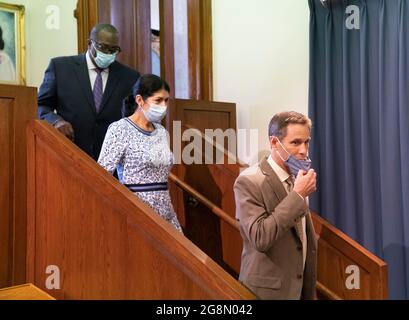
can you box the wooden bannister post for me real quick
[0,84,36,287]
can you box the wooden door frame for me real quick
[74,0,98,54]
[187,0,213,101]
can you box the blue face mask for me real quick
[92,45,117,69]
[276,138,312,177]
[143,103,167,123]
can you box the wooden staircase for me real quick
[0,85,387,299]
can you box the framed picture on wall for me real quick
[0,2,25,85]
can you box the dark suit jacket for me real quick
[38,54,140,160]
[233,157,317,300]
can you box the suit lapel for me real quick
[99,62,120,114]
[259,157,304,241]
[259,157,287,203]
[73,54,96,114]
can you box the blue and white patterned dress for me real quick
[98,118,182,233]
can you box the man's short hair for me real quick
[151,29,160,37]
[89,24,118,40]
[268,111,312,139]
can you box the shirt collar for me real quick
[267,154,291,183]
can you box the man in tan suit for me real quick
[234,111,317,300]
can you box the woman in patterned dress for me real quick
[98,74,182,232]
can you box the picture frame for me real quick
[0,2,25,85]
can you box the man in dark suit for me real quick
[38,23,140,160]
[234,111,317,299]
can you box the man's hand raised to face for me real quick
[293,169,317,199]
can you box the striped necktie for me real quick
[93,68,103,113]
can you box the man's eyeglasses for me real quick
[91,40,121,54]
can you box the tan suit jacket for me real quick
[234,157,317,299]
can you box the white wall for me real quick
[5,0,78,89]
[150,0,160,30]
[212,0,310,164]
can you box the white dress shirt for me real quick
[86,51,109,92]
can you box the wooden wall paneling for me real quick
[169,172,241,277]
[97,0,110,24]
[180,147,244,276]
[74,0,99,53]
[208,163,244,275]
[109,0,138,69]
[26,120,255,299]
[160,0,176,134]
[199,0,213,100]
[159,0,180,215]
[312,213,388,299]
[108,0,151,73]
[134,0,152,74]
[26,117,36,287]
[187,0,213,100]
[187,0,200,99]
[0,96,12,288]
[172,99,240,275]
[0,85,36,288]
[175,99,236,133]
[182,160,224,269]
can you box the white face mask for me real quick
[92,44,117,69]
[142,103,167,123]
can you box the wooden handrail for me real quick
[169,173,240,230]
[316,282,342,300]
[311,212,387,267]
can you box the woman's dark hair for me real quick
[0,27,5,51]
[122,74,170,117]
